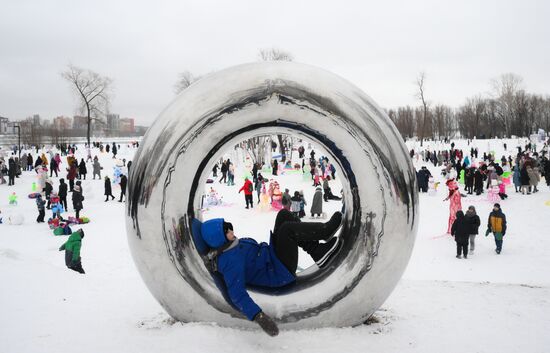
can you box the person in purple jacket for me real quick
[200,209,343,336]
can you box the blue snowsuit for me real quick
[201,219,295,320]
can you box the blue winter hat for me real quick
[200,218,227,249]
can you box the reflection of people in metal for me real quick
[200,210,343,336]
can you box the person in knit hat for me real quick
[486,203,507,254]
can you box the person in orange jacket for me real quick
[238,177,254,209]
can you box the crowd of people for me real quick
[210,148,343,219]
[1,141,134,274]
[412,138,550,257]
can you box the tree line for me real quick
[388,73,550,142]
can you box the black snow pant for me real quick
[456,242,468,257]
[119,187,126,201]
[69,179,74,192]
[65,251,85,274]
[37,210,45,223]
[271,209,331,274]
[60,196,67,211]
[244,194,253,208]
[219,172,227,184]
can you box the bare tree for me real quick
[490,73,523,137]
[174,70,202,94]
[258,48,294,62]
[415,72,430,146]
[62,64,112,146]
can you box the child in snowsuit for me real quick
[290,191,302,218]
[199,210,343,336]
[486,203,507,254]
[59,229,85,274]
[36,194,46,223]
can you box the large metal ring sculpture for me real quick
[126,62,418,329]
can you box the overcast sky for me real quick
[1,0,549,126]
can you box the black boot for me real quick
[288,212,342,241]
[306,237,342,268]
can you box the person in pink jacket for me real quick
[444,179,462,234]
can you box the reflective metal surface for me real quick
[126,62,418,329]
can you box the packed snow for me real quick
[0,137,549,353]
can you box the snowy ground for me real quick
[1,138,549,353]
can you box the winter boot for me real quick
[291,212,342,241]
[307,237,342,268]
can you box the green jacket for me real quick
[59,231,82,262]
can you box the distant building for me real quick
[106,113,120,133]
[32,114,40,126]
[73,115,87,130]
[119,118,135,134]
[53,116,72,130]
[0,116,9,134]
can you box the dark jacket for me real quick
[58,181,68,198]
[72,187,83,211]
[104,178,112,195]
[120,175,127,192]
[465,212,480,235]
[310,187,323,215]
[44,181,53,198]
[78,161,87,175]
[201,219,294,320]
[36,196,46,211]
[451,211,470,243]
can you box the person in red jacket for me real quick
[67,160,78,192]
[238,177,254,209]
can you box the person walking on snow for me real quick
[238,177,254,209]
[58,178,68,211]
[36,194,46,223]
[78,158,87,180]
[486,203,507,254]
[464,205,480,254]
[119,174,127,202]
[92,156,101,179]
[72,185,84,219]
[451,210,470,259]
[104,176,115,202]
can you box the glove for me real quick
[485,229,490,237]
[254,311,279,337]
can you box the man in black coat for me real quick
[8,156,16,186]
[119,174,127,202]
[219,161,228,183]
[451,211,470,259]
[417,166,432,193]
[58,179,68,211]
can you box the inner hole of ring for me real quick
[195,131,348,279]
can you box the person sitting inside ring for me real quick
[199,209,343,336]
